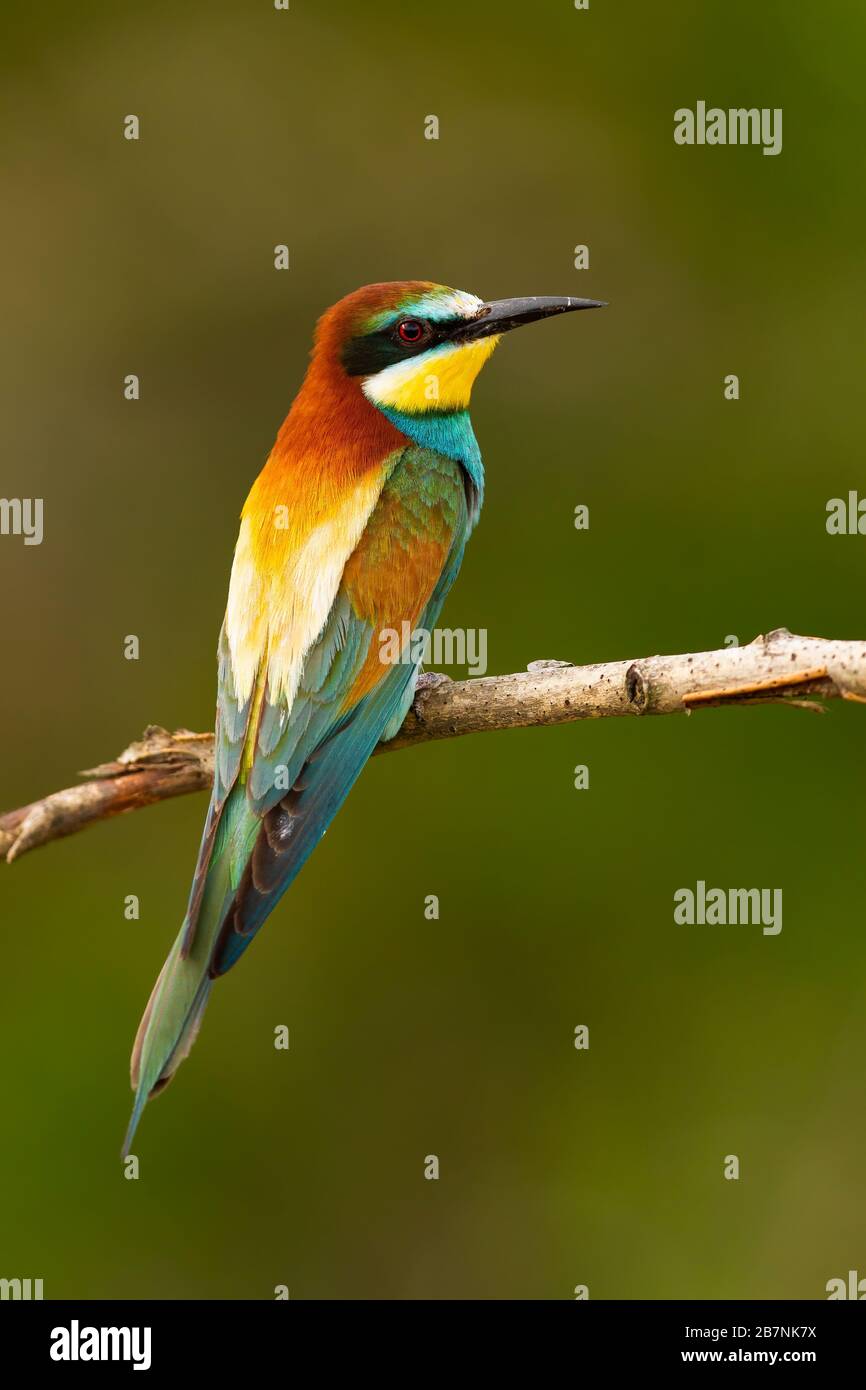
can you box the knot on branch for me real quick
[411,671,452,723]
[625,662,650,713]
[526,659,574,673]
[749,626,792,647]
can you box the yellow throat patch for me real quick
[362,336,501,415]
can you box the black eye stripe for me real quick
[341,316,456,376]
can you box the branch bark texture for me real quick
[2,628,863,864]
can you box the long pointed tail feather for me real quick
[122,788,260,1154]
[122,936,214,1157]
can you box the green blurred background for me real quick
[1,0,864,1299]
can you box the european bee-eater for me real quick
[124,280,603,1153]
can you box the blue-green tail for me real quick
[121,792,256,1157]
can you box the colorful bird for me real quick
[123,281,604,1153]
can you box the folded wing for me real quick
[125,446,471,1149]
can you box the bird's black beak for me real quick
[455,295,606,343]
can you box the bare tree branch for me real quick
[2,628,863,865]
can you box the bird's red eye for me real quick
[397,318,426,344]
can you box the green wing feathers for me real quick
[123,449,470,1153]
